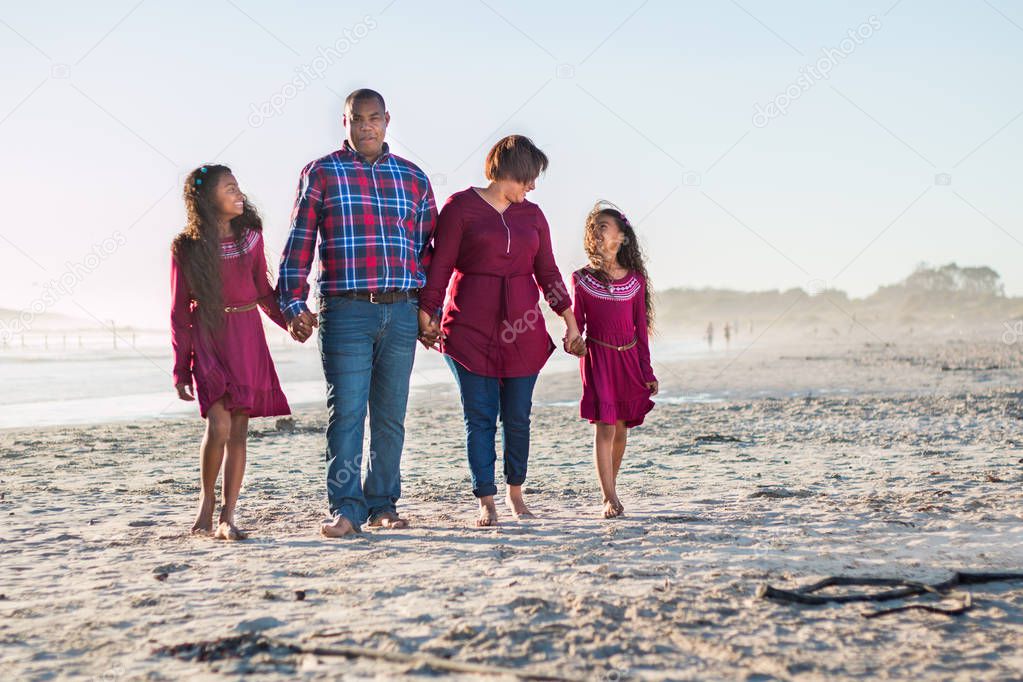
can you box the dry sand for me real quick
[2,337,1022,680]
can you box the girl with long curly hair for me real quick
[571,201,658,519]
[171,164,290,539]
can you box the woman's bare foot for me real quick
[191,496,214,535]
[505,486,535,519]
[214,520,247,540]
[476,497,498,527]
[321,515,357,538]
[368,511,409,529]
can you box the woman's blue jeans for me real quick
[445,356,538,498]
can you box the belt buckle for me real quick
[368,291,379,304]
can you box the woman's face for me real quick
[499,176,536,204]
[596,216,625,262]
[213,173,245,220]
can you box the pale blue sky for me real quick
[1,0,1020,329]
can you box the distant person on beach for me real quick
[418,135,583,527]
[170,164,291,540]
[724,323,731,346]
[277,89,437,538]
[705,322,714,348]
[571,202,657,519]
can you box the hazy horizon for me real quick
[1,1,1020,331]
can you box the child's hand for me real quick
[288,310,317,343]
[645,380,659,396]
[175,383,195,401]
[563,331,583,356]
[570,336,586,356]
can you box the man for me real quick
[278,88,437,538]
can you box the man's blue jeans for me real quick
[318,296,418,528]
[445,356,538,498]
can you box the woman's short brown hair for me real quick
[484,135,549,183]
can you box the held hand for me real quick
[563,330,584,357]
[288,310,318,343]
[569,336,587,357]
[175,382,195,401]
[417,309,442,350]
[645,380,659,396]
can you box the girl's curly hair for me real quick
[582,201,654,330]
[171,164,262,333]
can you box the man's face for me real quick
[343,98,389,160]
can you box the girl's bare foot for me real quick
[214,520,247,540]
[505,486,535,519]
[476,498,498,527]
[321,515,357,538]
[191,496,215,534]
[603,496,624,519]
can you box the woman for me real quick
[418,135,583,528]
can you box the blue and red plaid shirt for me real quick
[277,140,437,321]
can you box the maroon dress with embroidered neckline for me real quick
[572,268,656,427]
[170,229,291,418]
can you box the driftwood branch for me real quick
[757,571,1023,618]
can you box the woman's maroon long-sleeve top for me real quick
[419,188,571,378]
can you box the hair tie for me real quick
[195,178,203,185]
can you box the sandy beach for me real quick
[2,336,1022,680]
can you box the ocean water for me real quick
[0,333,710,430]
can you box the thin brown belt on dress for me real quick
[224,303,258,313]
[586,336,637,351]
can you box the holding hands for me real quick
[563,332,586,357]
[418,309,443,350]
[288,310,318,343]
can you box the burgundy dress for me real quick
[170,229,291,418]
[419,188,571,378]
[572,268,656,427]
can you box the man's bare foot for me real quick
[214,520,247,540]
[505,488,535,519]
[191,496,214,535]
[476,498,498,527]
[321,515,358,538]
[368,511,409,529]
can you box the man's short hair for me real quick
[344,88,386,113]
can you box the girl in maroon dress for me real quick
[572,202,658,519]
[171,164,290,540]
